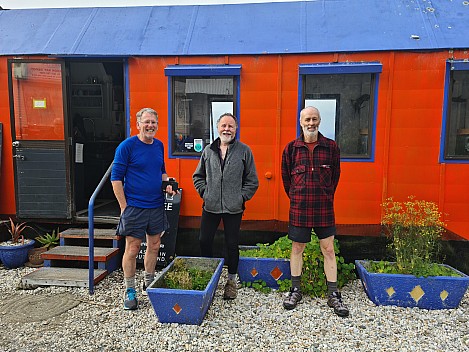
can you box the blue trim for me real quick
[166,65,241,159]
[449,61,469,71]
[124,60,131,138]
[440,61,469,163]
[297,62,381,162]
[299,62,382,75]
[165,65,242,77]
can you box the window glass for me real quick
[303,73,374,158]
[171,76,236,156]
[11,62,64,140]
[444,69,469,159]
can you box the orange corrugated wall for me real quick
[1,51,468,239]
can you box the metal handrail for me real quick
[88,162,113,295]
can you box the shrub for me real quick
[240,235,356,297]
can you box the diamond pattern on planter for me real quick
[440,290,449,301]
[173,303,182,314]
[386,286,396,298]
[270,266,283,281]
[410,285,425,303]
[250,268,259,278]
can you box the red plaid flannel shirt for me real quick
[281,133,340,227]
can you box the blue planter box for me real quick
[0,240,36,269]
[238,257,291,288]
[146,256,224,325]
[355,260,469,310]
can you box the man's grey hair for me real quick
[299,106,321,121]
[136,107,158,122]
[216,112,238,127]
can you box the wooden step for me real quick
[60,228,121,240]
[21,267,107,288]
[42,246,119,262]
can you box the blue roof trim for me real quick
[439,60,469,164]
[0,1,468,56]
[165,65,241,76]
[449,61,469,71]
[299,62,383,75]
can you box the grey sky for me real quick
[0,0,302,9]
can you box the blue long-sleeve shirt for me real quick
[111,136,166,208]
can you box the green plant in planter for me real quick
[35,229,60,250]
[164,258,213,290]
[240,235,356,297]
[368,196,459,277]
[3,218,34,245]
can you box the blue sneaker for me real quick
[123,288,138,310]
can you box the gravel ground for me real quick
[0,265,468,352]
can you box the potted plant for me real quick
[239,235,356,297]
[0,218,36,269]
[146,256,224,325]
[27,228,60,266]
[356,196,469,309]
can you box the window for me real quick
[165,65,241,158]
[441,61,469,162]
[299,63,381,160]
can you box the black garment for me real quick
[199,209,243,275]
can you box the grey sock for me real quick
[292,275,301,290]
[327,281,338,295]
[144,271,155,287]
[124,276,136,290]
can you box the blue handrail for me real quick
[88,162,113,295]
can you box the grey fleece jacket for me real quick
[192,138,259,214]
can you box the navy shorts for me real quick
[288,225,336,243]
[116,205,169,240]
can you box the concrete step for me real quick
[21,267,107,288]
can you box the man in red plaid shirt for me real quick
[281,106,349,317]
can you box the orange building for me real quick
[0,3,468,240]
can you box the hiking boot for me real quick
[223,279,238,300]
[283,287,302,310]
[123,288,138,310]
[327,291,349,317]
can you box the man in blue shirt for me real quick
[111,107,177,310]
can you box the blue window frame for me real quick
[165,65,241,158]
[440,61,469,163]
[299,62,381,161]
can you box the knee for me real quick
[125,242,141,257]
[321,244,335,259]
[291,242,306,255]
[146,238,161,252]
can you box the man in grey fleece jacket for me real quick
[193,113,259,299]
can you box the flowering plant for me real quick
[381,196,445,275]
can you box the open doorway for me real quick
[68,61,125,223]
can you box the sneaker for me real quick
[223,279,238,300]
[283,287,302,310]
[142,282,148,296]
[123,288,138,310]
[327,291,349,317]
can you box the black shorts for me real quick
[288,225,336,243]
[116,205,169,240]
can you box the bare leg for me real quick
[320,236,337,282]
[290,241,306,276]
[144,233,162,275]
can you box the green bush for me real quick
[240,235,356,297]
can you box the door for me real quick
[9,60,72,219]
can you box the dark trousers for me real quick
[199,209,243,275]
